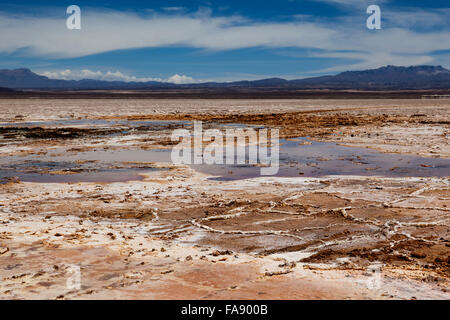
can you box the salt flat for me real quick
[0,99,448,299]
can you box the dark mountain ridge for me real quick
[0,65,449,90]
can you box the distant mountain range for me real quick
[0,65,449,90]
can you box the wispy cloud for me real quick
[0,7,449,74]
[310,52,434,74]
[161,7,186,13]
[0,11,336,57]
[382,8,450,30]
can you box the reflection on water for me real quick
[0,148,170,183]
[0,168,152,183]
[193,137,450,180]
[0,137,448,183]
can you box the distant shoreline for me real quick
[1,89,450,99]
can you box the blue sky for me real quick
[0,0,449,83]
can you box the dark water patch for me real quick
[193,138,450,180]
[0,168,154,183]
[1,137,448,183]
[0,148,171,183]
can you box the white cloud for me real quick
[0,11,337,57]
[39,69,197,84]
[310,52,434,74]
[0,8,449,74]
[167,74,195,84]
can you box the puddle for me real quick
[0,148,170,183]
[0,168,151,183]
[1,136,449,183]
[0,118,183,183]
[192,137,450,180]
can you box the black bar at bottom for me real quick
[0,300,446,319]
